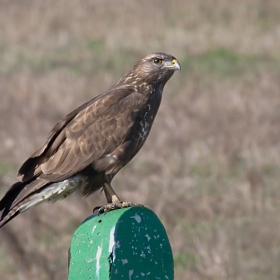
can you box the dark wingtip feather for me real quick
[0,182,25,228]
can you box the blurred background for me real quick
[0,0,280,279]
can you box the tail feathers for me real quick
[0,175,91,228]
[0,182,26,228]
[0,179,49,228]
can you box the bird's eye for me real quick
[153,58,163,64]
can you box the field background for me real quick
[0,1,280,279]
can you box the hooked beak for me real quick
[164,58,181,72]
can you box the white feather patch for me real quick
[17,175,83,213]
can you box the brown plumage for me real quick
[0,52,180,227]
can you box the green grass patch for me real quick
[174,251,198,269]
[3,45,279,80]
[0,162,18,175]
[180,47,280,79]
[0,42,143,77]
[87,39,105,54]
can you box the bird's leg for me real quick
[103,182,120,204]
[94,182,143,214]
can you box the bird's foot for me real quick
[93,201,143,214]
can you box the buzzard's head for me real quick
[119,53,181,90]
[135,52,181,83]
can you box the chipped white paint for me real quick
[128,269,134,280]
[141,272,151,276]
[121,259,128,265]
[114,240,120,249]
[131,213,141,223]
[92,225,97,233]
[140,251,145,258]
[95,245,102,279]
[108,226,116,260]
[145,234,151,241]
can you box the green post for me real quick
[68,206,173,279]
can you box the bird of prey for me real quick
[0,52,180,227]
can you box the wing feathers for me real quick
[18,91,146,183]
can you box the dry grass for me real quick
[1,0,280,279]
